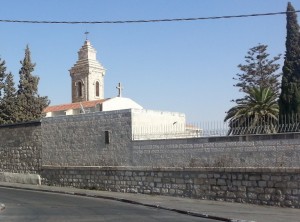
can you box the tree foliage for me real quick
[0,59,17,124]
[0,45,49,125]
[225,87,279,135]
[0,58,6,97]
[233,44,281,97]
[15,45,50,123]
[0,58,9,124]
[226,43,281,135]
[279,2,300,117]
[1,73,17,124]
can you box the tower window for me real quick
[77,81,83,97]
[96,81,100,97]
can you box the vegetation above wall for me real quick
[0,46,49,125]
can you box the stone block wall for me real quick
[132,134,300,167]
[0,121,42,173]
[41,166,300,208]
[41,110,132,166]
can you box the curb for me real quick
[0,184,254,222]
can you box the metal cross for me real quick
[84,31,90,40]
[116,82,123,97]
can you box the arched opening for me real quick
[77,81,82,97]
[96,81,100,97]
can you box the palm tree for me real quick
[225,87,279,135]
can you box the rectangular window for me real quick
[105,131,110,144]
[96,81,100,97]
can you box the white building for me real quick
[43,38,199,139]
[44,97,144,117]
[44,39,144,117]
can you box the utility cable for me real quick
[0,10,299,25]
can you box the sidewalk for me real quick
[0,182,299,222]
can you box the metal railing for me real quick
[132,122,226,140]
[132,116,300,140]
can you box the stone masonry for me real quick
[41,166,300,208]
[1,110,300,171]
[41,110,300,168]
[0,121,42,173]
[70,40,105,103]
[0,111,300,208]
[41,110,132,166]
[132,134,300,167]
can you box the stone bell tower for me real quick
[69,39,106,103]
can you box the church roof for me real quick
[43,99,109,113]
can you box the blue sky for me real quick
[0,0,299,122]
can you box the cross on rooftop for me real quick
[116,82,123,97]
[84,31,89,40]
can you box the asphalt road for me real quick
[0,187,218,222]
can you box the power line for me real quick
[0,10,299,25]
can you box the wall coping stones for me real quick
[41,109,132,123]
[42,165,300,173]
[133,132,300,143]
[0,120,41,128]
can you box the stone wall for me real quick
[41,110,132,166]
[0,121,42,173]
[1,113,300,208]
[132,134,300,167]
[41,166,300,208]
[1,112,300,171]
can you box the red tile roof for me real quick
[43,99,109,113]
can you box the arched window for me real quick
[96,81,100,97]
[77,81,82,97]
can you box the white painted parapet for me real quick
[0,172,41,185]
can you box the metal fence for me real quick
[132,122,226,140]
[132,117,300,140]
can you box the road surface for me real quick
[0,187,218,222]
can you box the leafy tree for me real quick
[0,58,18,124]
[279,2,300,117]
[0,58,6,97]
[0,72,17,124]
[233,44,281,97]
[16,45,50,122]
[0,58,8,124]
[225,87,279,135]
[226,44,281,135]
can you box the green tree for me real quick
[226,44,281,135]
[279,2,300,118]
[0,58,18,124]
[225,87,279,135]
[0,58,8,124]
[16,45,50,122]
[0,72,17,124]
[233,44,281,97]
[0,58,6,97]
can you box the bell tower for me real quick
[69,39,105,103]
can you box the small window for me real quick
[105,131,110,144]
[77,81,82,97]
[96,81,100,97]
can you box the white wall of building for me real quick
[131,109,186,140]
[45,110,67,117]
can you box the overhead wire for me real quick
[0,10,299,25]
